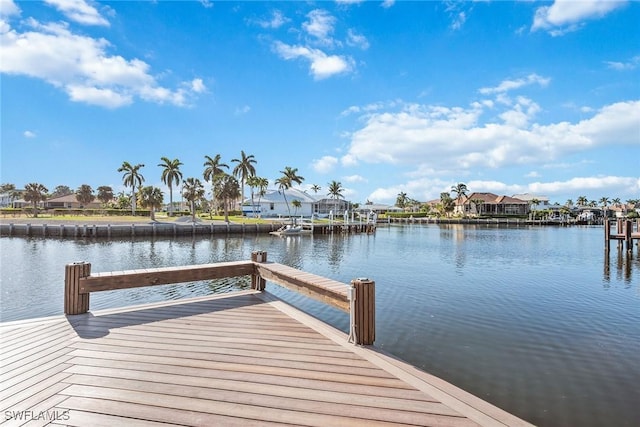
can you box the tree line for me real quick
[393,183,639,218]
[1,151,349,221]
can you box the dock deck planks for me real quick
[1,290,532,426]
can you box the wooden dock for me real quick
[1,255,532,426]
[604,219,640,252]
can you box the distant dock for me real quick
[0,221,375,238]
[604,219,640,252]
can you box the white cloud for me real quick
[254,10,289,29]
[479,73,550,95]
[336,0,366,6]
[450,11,466,31]
[303,9,336,45]
[342,98,640,173]
[23,130,36,138]
[343,174,367,183]
[235,105,251,115]
[605,55,640,71]
[311,156,338,173]
[0,0,20,18]
[346,29,369,50]
[44,0,110,26]
[200,0,213,9]
[527,176,640,196]
[525,171,540,178]
[532,0,627,35]
[381,0,395,9]
[190,78,206,93]
[0,17,205,108]
[272,41,353,80]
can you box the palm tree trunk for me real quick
[168,186,173,217]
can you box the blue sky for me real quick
[1,0,639,205]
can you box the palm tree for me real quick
[1,183,20,207]
[215,174,240,222]
[311,184,321,194]
[158,157,183,217]
[471,198,484,216]
[182,178,205,222]
[117,161,145,215]
[75,184,95,209]
[275,166,304,221]
[254,177,269,217]
[451,183,468,216]
[52,185,73,197]
[203,154,229,215]
[599,197,610,219]
[565,199,574,208]
[530,198,540,219]
[395,192,408,210]
[231,150,257,211]
[139,186,164,221]
[440,192,454,218]
[576,196,588,207]
[247,175,269,217]
[97,186,114,207]
[292,199,302,216]
[23,182,48,217]
[451,183,468,202]
[327,180,345,214]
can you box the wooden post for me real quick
[251,251,267,291]
[351,278,375,345]
[604,219,610,250]
[624,220,632,252]
[64,262,91,315]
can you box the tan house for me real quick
[456,192,529,216]
[45,194,101,209]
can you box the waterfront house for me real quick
[243,188,355,218]
[45,194,102,210]
[456,192,529,216]
[512,193,550,211]
[242,188,317,218]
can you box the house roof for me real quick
[46,194,79,203]
[251,188,318,204]
[512,193,549,202]
[461,192,528,205]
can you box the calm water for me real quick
[1,224,639,427]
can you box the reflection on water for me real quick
[603,248,637,286]
[1,225,639,427]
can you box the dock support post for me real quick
[624,220,632,252]
[64,262,91,315]
[251,251,267,291]
[350,278,375,345]
[604,220,611,250]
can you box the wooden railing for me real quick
[64,251,375,345]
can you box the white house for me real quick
[243,188,353,218]
[242,188,317,218]
[511,193,550,210]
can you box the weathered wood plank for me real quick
[65,368,457,415]
[69,337,368,367]
[255,263,349,312]
[79,261,255,292]
[1,386,70,427]
[59,384,450,427]
[63,374,474,426]
[0,370,72,413]
[55,397,287,427]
